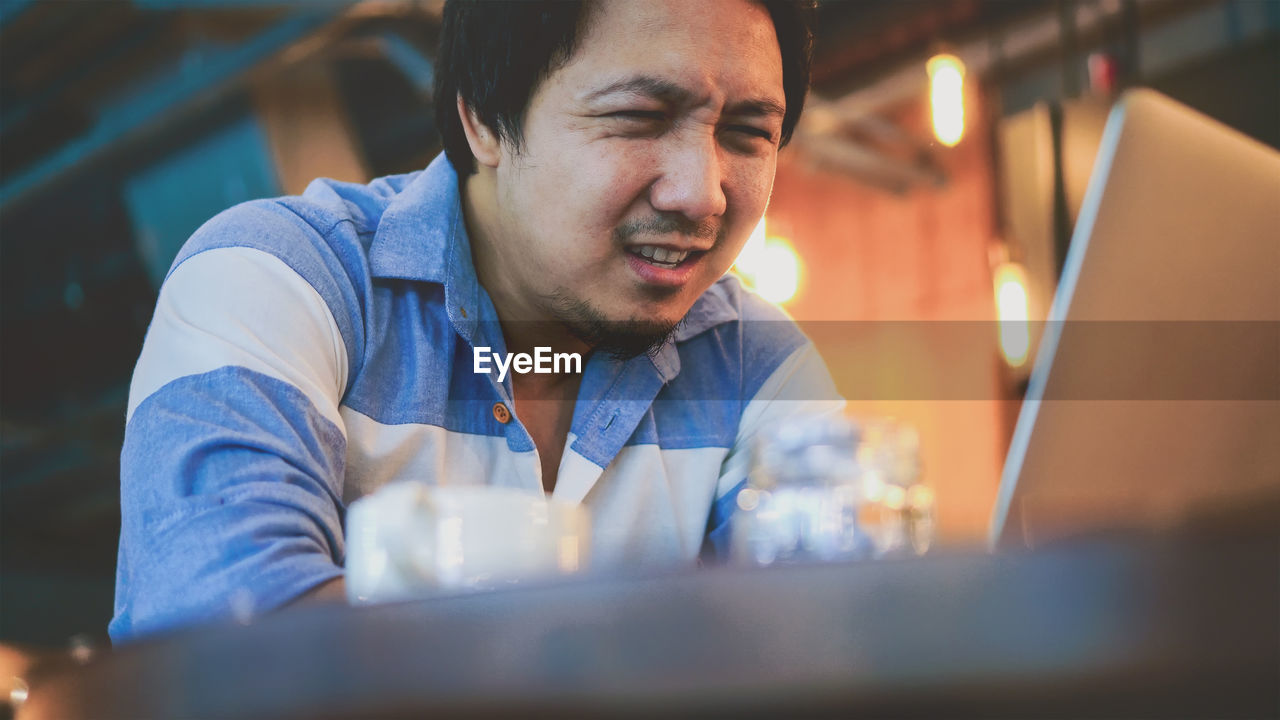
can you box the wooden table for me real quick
[22,537,1279,719]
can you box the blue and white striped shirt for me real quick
[111,153,841,642]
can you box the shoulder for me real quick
[680,273,810,355]
[672,274,813,396]
[165,172,420,288]
[154,172,424,387]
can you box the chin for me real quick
[616,304,688,332]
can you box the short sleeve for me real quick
[111,232,354,641]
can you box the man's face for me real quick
[483,0,785,354]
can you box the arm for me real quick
[112,231,355,642]
[292,576,347,605]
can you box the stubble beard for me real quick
[542,288,684,362]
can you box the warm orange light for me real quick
[734,217,802,305]
[993,262,1031,367]
[928,54,965,147]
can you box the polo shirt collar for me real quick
[367,153,457,285]
[368,154,483,343]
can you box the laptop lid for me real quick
[990,89,1280,549]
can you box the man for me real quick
[111,0,840,642]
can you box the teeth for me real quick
[632,245,690,266]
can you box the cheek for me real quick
[559,147,655,242]
[582,142,655,203]
[501,152,647,273]
[727,155,775,211]
[724,159,775,235]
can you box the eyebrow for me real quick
[728,97,787,120]
[584,75,785,119]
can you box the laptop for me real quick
[990,89,1280,549]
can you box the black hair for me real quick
[434,0,817,176]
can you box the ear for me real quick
[457,95,502,169]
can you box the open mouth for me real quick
[626,245,701,269]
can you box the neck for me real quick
[460,169,593,373]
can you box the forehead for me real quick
[552,0,784,107]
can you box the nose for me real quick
[649,134,728,222]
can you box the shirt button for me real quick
[492,402,511,424]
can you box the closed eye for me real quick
[726,125,775,142]
[600,110,668,138]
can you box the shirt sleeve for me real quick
[702,341,846,561]
[110,242,351,643]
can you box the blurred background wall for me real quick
[1,0,1276,648]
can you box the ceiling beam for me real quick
[0,6,351,213]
